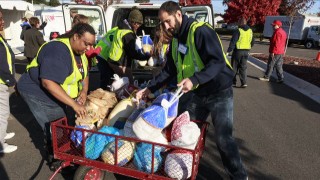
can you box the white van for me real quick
[61,3,214,42]
[60,2,215,87]
[35,7,65,42]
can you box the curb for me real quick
[248,56,320,104]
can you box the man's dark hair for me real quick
[58,23,95,38]
[159,1,182,15]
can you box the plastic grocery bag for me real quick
[133,88,182,141]
[70,125,93,148]
[135,36,142,53]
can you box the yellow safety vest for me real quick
[96,27,132,61]
[0,37,13,85]
[27,38,88,98]
[236,28,253,49]
[172,22,232,84]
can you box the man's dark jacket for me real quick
[148,15,234,96]
[24,27,45,59]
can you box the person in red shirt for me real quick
[260,20,287,83]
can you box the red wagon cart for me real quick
[49,117,209,180]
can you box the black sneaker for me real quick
[240,84,248,88]
[232,83,237,87]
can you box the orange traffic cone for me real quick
[316,51,320,62]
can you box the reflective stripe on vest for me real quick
[0,37,12,85]
[96,27,132,61]
[27,38,88,98]
[236,28,253,49]
[172,22,232,84]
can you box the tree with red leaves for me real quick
[223,0,281,26]
[178,0,211,6]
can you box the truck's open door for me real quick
[181,5,214,26]
[62,4,107,42]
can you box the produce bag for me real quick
[164,150,193,179]
[171,111,200,150]
[85,126,121,160]
[133,143,164,173]
[101,140,135,166]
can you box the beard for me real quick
[168,16,181,36]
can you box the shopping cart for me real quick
[49,117,209,180]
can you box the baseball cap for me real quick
[272,20,282,27]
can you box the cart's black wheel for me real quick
[73,165,105,180]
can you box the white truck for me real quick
[263,15,320,49]
[36,3,214,44]
[60,3,214,41]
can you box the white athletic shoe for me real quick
[4,132,15,140]
[0,143,17,153]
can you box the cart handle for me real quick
[48,161,71,180]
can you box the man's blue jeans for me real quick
[186,87,247,179]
